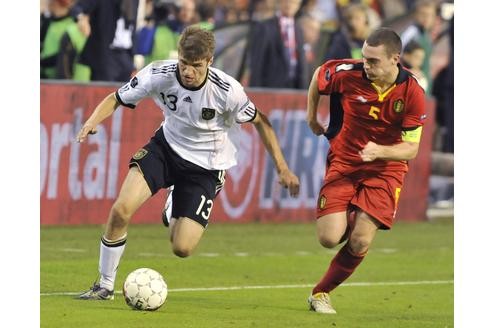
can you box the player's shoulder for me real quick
[397,64,425,93]
[321,59,363,73]
[149,60,178,76]
[208,67,241,93]
[319,59,363,83]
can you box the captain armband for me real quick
[401,126,423,143]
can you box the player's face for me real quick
[362,42,399,82]
[178,56,213,88]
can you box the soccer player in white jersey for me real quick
[76,26,300,300]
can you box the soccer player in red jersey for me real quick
[306,28,426,313]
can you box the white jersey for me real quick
[116,60,257,170]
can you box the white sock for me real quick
[98,234,127,291]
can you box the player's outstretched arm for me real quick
[306,66,326,136]
[251,110,300,197]
[76,92,120,143]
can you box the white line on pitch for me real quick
[40,280,453,296]
[60,248,87,253]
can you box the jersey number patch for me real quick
[196,195,213,220]
[368,106,380,120]
[160,93,178,111]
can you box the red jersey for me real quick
[317,59,426,171]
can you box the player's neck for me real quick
[372,66,399,91]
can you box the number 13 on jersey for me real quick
[196,195,213,220]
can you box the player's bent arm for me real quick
[251,110,300,196]
[359,127,423,162]
[370,141,420,161]
[306,67,325,136]
[76,92,120,143]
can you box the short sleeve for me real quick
[229,80,257,124]
[402,80,427,129]
[115,64,154,109]
[317,60,348,95]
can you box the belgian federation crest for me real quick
[132,148,148,160]
[319,195,326,209]
[393,99,404,113]
[201,107,216,120]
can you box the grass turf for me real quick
[41,219,453,328]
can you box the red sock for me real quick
[312,243,366,295]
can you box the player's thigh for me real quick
[316,211,348,248]
[128,130,174,196]
[171,217,205,257]
[352,172,405,229]
[317,167,356,219]
[172,168,225,228]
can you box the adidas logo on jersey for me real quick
[183,96,192,103]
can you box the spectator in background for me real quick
[248,0,308,89]
[379,0,407,20]
[136,0,197,65]
[401,40,428,91]
[323,3,372,61]
[196,0,216,30]
[55,22,91,81]
[401,0,437,94]
[137,1,179,65]
[298,14,321,83]
[301,0,340,29]
[41,0,77,79]
[215,0,251,25]
[70,0,139,82]
[167,0,197,33]
[432,16,453,153]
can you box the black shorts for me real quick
[129,127,226,227]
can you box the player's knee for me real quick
[109,202,132,228]
[172,244,193,258]
[317,233,342,249]
[348,233,372,254]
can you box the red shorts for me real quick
[316,161,406,229]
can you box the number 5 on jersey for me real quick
[196,195,213,220]
[369,106,380,120]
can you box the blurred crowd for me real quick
[40,0,453,155]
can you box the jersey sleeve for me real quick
[115,64,154,109]
[402,80,426,129]
[229,80,257,124]
[317,60,346,95]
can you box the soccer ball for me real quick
[123,268,168,311]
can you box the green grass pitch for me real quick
[41,219,453,328]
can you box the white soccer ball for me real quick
[123,268,168,311]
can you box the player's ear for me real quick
[208,57,214,66]
[391,53,400,64]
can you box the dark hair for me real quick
[403,40,424,54]
[178,25,216,61]
[366,27,402,57]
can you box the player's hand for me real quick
[307,118,326,136]
[76,123,97,143]
[77,14,91,37]
[359,141,381,162]
[278,169,300,197]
